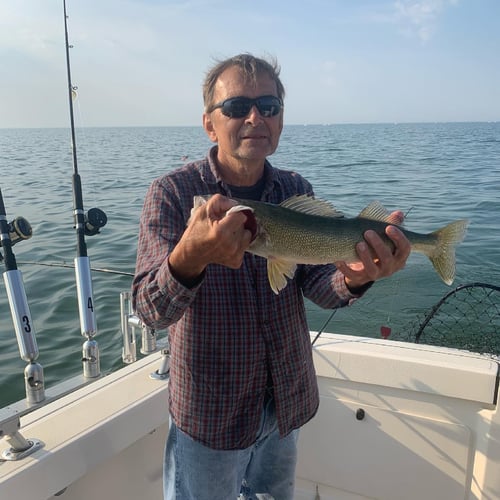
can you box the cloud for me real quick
[393,0,458,42]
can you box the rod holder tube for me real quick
[2,434,44,461]
[3,269,39,362]
[120,291,137,364]
[157,348,170,375]
[24,362,45,405]
[4,431,31,453]
[74,256,96,337]
[141,325,157,355]
[82,339,100,378]
[150,348,170,380]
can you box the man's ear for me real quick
[203,113,217,142]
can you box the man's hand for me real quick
[168,194,253,286]
[335,212,411,292]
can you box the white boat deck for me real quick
[1,333,499,499]
[297,334,500,499]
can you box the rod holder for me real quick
[0,413,44,461]
[4,269,39,361]
[75,256,100,378]
[150,348,170,380]
[141,324,157,355]
[120,291,137,364]
[24,362,45,405]
[3,268,46,403]
[74,256,97,338]
[82,339,100,378]
[121,291,158,363]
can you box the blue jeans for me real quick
[163,397,299,499]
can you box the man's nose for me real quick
[245,105,264,124]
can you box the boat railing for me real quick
[120,290,170,379]
[0,373,91,461]
[121,291,157,363]
[0,211,169,462]
[0,289,170,462]
[0,192,168,462]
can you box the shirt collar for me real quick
[201,145,282,199]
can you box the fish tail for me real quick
[426,219,469,285]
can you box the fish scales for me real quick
[240,200,438,263]
[193,195,469,294]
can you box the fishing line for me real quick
[404,206,414,219]
[311,309,338,346]
[380,205,415,339]
[65,56,101,212]
[17,260,133,277]
[381,277,401,339]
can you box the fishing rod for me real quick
[63,0,107,378]
[0,189,45,405]
[311,309,338,346]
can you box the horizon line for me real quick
[1,120,499,131]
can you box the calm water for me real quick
[1,122,499,406]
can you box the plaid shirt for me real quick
[132,146,358,450]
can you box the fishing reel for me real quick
[84,208,107,236]
[0,216,32,247]
[0,216,32,264]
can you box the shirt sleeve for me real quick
[131,178,201,330]
[298,263,370,309]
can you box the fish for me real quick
[192,195,469,294]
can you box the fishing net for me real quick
[392,283,500,356]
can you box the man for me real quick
[132,53,410,499]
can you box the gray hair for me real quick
[203,53,285,111]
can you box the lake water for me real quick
[1,122,499,406]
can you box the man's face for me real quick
[203,65,283,174]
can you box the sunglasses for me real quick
[207,95,283,118]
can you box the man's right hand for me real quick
[168,194,253,286]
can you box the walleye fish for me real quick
[192,195,469,294]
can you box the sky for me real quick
[1,0,499,128]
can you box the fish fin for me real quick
[425,219,469,285]
[192,195,209,209]
[358,201,402,225]
[226,204,254,215]
[280,194,344,218]
[189,195,210,221]
[267,258,297,294]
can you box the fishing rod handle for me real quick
[72,174,88,257]
[3,269,39,362]
[74,256,97,337]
